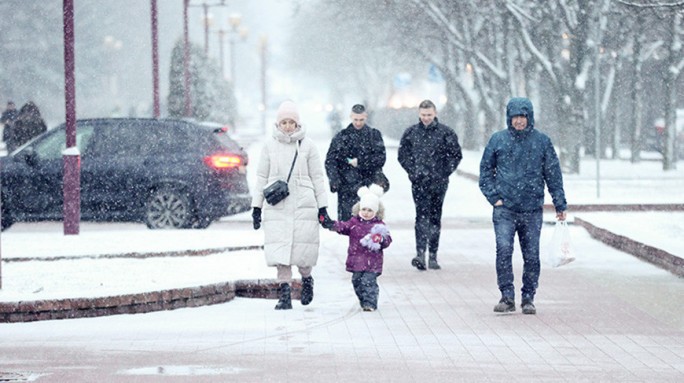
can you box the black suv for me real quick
[1,118,250,230]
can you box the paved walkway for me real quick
[0,221,682,382]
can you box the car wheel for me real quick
[1,198,14,232]
[145,187,192,229]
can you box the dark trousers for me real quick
[492,206,543,301]
[351,271,380,309]
[337,189,359,221]
[411,182,448,255]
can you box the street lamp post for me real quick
[63,0,80,235]
[202,2,210,54]
[227,13,245,83]
[189,1,227,55]
[151,0,160,118]
[260,35,268,134]
[217,17,247,81]
[218,29,225,76]
[183,0,192,117]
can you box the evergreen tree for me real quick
[167,39,237,124]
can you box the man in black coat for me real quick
[398,99,462,271]
[325,104,387,221]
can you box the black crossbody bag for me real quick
[263,144,299,205]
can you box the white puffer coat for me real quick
[252,125,328,267]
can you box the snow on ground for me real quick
[0,131,682,303]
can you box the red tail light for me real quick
[204,154,242,169]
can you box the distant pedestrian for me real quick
[479,97,567,315]
[327,108,342,135]
[251,100,331,310]
[9,101,47,152]
[398,99,462,271]
[320,184,392,312]
[325,104,387,221]
[1,100,19,148]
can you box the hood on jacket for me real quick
[506,97,534,132]
[273,123,306,143]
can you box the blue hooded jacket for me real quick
[479,98,567,213]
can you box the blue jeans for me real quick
[492,206,543,301]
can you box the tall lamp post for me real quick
[201,5,213,54]
[63,0,79,235]
[260,35,268,134]
[189,1,227,54]
[227,13,246,83]
[151,0,160,118]
[183,0,192,117]
[217,18,248,80]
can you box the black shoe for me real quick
[411,253,426,270]
[521,299,536,315]
[493,297,516,313]
[274,283,292,310]
[301,276,314,305]
[428,253,441,270]
[362,306,376,312]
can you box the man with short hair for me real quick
[398,99,462,271]
[325,104,387,221]
[479,97,567,315]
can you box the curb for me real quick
[574,217,684,278]
[0,279,302,323]
[3,245,264,263]
[456,169,684,212]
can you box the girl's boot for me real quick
[275,282,292,310]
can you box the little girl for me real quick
[321,184,392,311]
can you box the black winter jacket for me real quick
[325,124,386,193]
[398,117,462,184]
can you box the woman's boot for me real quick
[301,276,314,305]
[274,282,292,310]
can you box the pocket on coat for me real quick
[297,178,317,208]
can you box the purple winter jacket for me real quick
[333,216,392,274]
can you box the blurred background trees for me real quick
[289,0,684,171]
[0,0,682,171]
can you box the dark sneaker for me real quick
[411,254,426,271]
[493,297,516,313]
[521,300,536,315]
[362,306,376,312]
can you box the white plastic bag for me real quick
[546,221,575,267]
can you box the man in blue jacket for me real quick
[479,97,567,315]
[399,99,462,271]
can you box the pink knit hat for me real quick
[276,100,300,125]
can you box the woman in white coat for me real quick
[251,100,332,310]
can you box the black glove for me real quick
[252,207,262,230]
[318,207,334,229]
